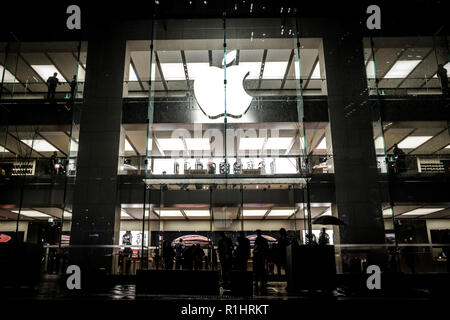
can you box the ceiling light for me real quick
[264,137,293,150]
[0,65,19,83]
[294,61,321,80]
[160,63,186,80]
[185,138,210,150]
[242,210,267,217]
[374,136,385,150]
[125,139,134,151]
[184,210,210,217]
[31,65,66,82]
[239,138,265,150]
[366,61,376,78]
[157,138,184,150]
[316,137,327,150]
[310,62,321,79]
[157,210,183,217]
[384,60,421,79]
[263,62,288,79]
[397,136,432,149]
[12,210,50,218]
[401,208,445,216]
[186,63,210,80]
[128,64,139,81]
[268,209,294,217]
[21,139,58,152]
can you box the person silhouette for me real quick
[174,238,184,270]
[437,64,448,96]
[235,231,250,271]
[253,229,268,293]
[218,232,233,289]
[46,72,60,100]
[318,227,330,246]
[275,228,290,275]
[69,75,77,100]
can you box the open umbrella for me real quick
[313,216,345,226]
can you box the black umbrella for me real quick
[313,216,345,226]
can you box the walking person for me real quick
[275,228,290,276]
[437,64,448,96]
[218,232,233,289]
[235,231,250,271]
[174,238,184,270]
[253,229,268,294]
[162,240,175,270]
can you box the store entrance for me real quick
[116,178,314,294]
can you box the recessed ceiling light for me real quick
[31,65,66,82]
[184,210,210,217]
[21,139,58,152]
[239,138,265,150]
[0,65,19,83]
[295,61,321,80]
[374,136,385,150]
[264,137,293,150]
[263,62,288,79]
[401,208,445,216]
[125,139,134,152]
[366,61,376,78]
[316,137,327,150]
[160,63,186,80]
[157,138,184,150]
[384,60,421,79]
[12,210,50,218]
[242,210,267,217]
[185,138,210,150]
[128,64,139,81]
[157,210,183,217]
[397,136,432,149]
[268,209,294,217]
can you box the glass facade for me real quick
[0,3,449,299]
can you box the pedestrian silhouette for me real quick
[275,228,290,275]
[46,72,60,101]
[253,229,268,293]
[162,240,175,270]
[193,244,205,270]
[318,227,330,246]
[437,64,448,96]
[218,231,233,289]
[235,231,250,271]
[174,238,184,270]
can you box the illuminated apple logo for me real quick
[193,50,253,119]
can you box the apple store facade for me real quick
[1,3,449,290]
